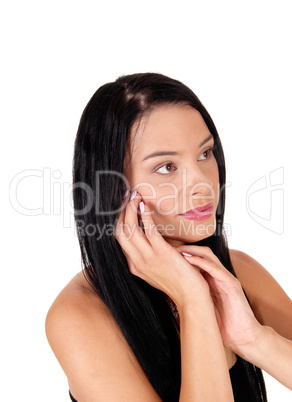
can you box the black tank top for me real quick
[229,357,255,401]
[68,356,255,401]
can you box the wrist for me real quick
[176,292,215,320]
[234,324,273,364]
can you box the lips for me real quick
[180,202,215,221]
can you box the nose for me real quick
[190,179,213,197]
[182,165,215,207]
[183,163,213,192]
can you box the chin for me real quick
[178,219,216,238]
[161,221,217,246]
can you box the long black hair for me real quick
[72,73,267,401]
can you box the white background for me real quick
[2,1,291,400]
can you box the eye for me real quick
[198,146,215,161]
[155,162,176,175]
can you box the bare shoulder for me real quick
[229,249,292,340]
[45,271,161,401]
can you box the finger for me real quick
[138,201,172,253]
[181,254,235,282]
[115,193,152,275]
[115,190,143,240]
[122,190,153,250]
[115,190,154,270]
[175,245,220,265]
[115,212,143,268]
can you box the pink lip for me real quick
[180,202,215,221]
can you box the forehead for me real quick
[128,104,211,160]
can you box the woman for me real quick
[46,73,292,401]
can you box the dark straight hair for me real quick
[72,73,267,401]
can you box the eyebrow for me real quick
[141,134,214,162]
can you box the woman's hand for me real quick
[174,245,263,353]
[114,191,211,309]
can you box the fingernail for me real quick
[130,189,137,200]
[182,252,192,257]
[123,189,129,199]
[139,201,145,213]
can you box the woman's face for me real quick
[124,104,220,247]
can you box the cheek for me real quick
[139,192,175,217]
[152,185,177,215]
[157,197,176,214]
[133,178,176,214]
